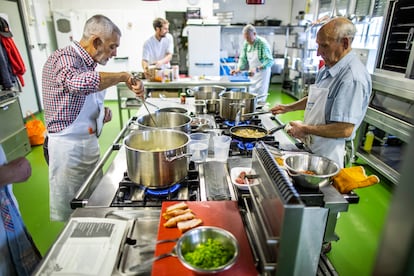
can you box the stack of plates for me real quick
[216,11,233,25]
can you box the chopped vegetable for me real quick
[183,238,234,269]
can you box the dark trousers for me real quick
[43,136,49,165]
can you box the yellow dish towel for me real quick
[333,166,380,194]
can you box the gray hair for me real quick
[243,24,256,34]
[324,17,357,42]
[336,20,356,41]
[82,14,121,40]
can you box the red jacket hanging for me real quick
[0,36,26,86]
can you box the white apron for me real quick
[48,44,105,221]
[247,50,271,103]
[304,84,345,168]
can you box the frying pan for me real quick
[229,124,286,142]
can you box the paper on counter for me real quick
[34,217,128,276]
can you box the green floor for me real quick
[12,84,392,275]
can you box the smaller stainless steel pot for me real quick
[219,91,256,121]
[206,99,220,114]
[187,85,226,100]
[136,112,192,133]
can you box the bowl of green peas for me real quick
[176,226,239,273]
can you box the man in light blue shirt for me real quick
[0,146,41,275]
[270,17,371,168]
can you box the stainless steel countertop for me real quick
[86,97,347,210]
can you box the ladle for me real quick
[141,98,158,127]
[131,73,158,127]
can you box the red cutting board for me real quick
[151,201,258,276]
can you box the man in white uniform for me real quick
[231,24,274,104]
[142,17,174,78]
[42,15,145,221]
[270,17,371,168]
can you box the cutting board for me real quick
[151,201,257,276]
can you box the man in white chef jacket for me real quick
[141,17,174,78]
[270,17,372,168]
[42,15,145,221]
[231,24,274,104]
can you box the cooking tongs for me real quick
[131,73,158,127]
[241,110,272,118]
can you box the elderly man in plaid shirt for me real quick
[42,14,145,222]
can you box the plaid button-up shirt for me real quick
[42,41,100,133]
[237,35,274,71]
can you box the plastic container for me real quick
[189,133,210,163]
[363,127,375,153]
[213,136,232,162]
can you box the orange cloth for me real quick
[333,166,380,194]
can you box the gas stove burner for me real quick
[145,183,181,197]
[224,120,250,127]
[237,141,255,151]
[111,164,200,207]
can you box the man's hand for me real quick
[103,107,112,123]
[230,68,240,75]
[270,104,289,115]
[286,120,307,139]
[127,76,145,99]
[0,157,32,186]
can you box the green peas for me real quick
[183,238,234,269]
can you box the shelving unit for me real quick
[281,25,319,99]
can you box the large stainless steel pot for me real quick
[187,85,226,100]
[124,129,190,188]
[219,91,256,121]
[136,112,192,133]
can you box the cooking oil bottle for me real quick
[363,126,375,153]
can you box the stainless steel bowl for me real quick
[284,153,340,189]
[176,226,239,274]
[157,107,188,114]
[190,117,210,127]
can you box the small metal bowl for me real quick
[190,117,210,127]
[284,153,340,189]
[176,226,239,274]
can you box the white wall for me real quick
[49,0,215,99]
[10,0,308,103]
[0,1,41,116]
[214,0,307,26]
